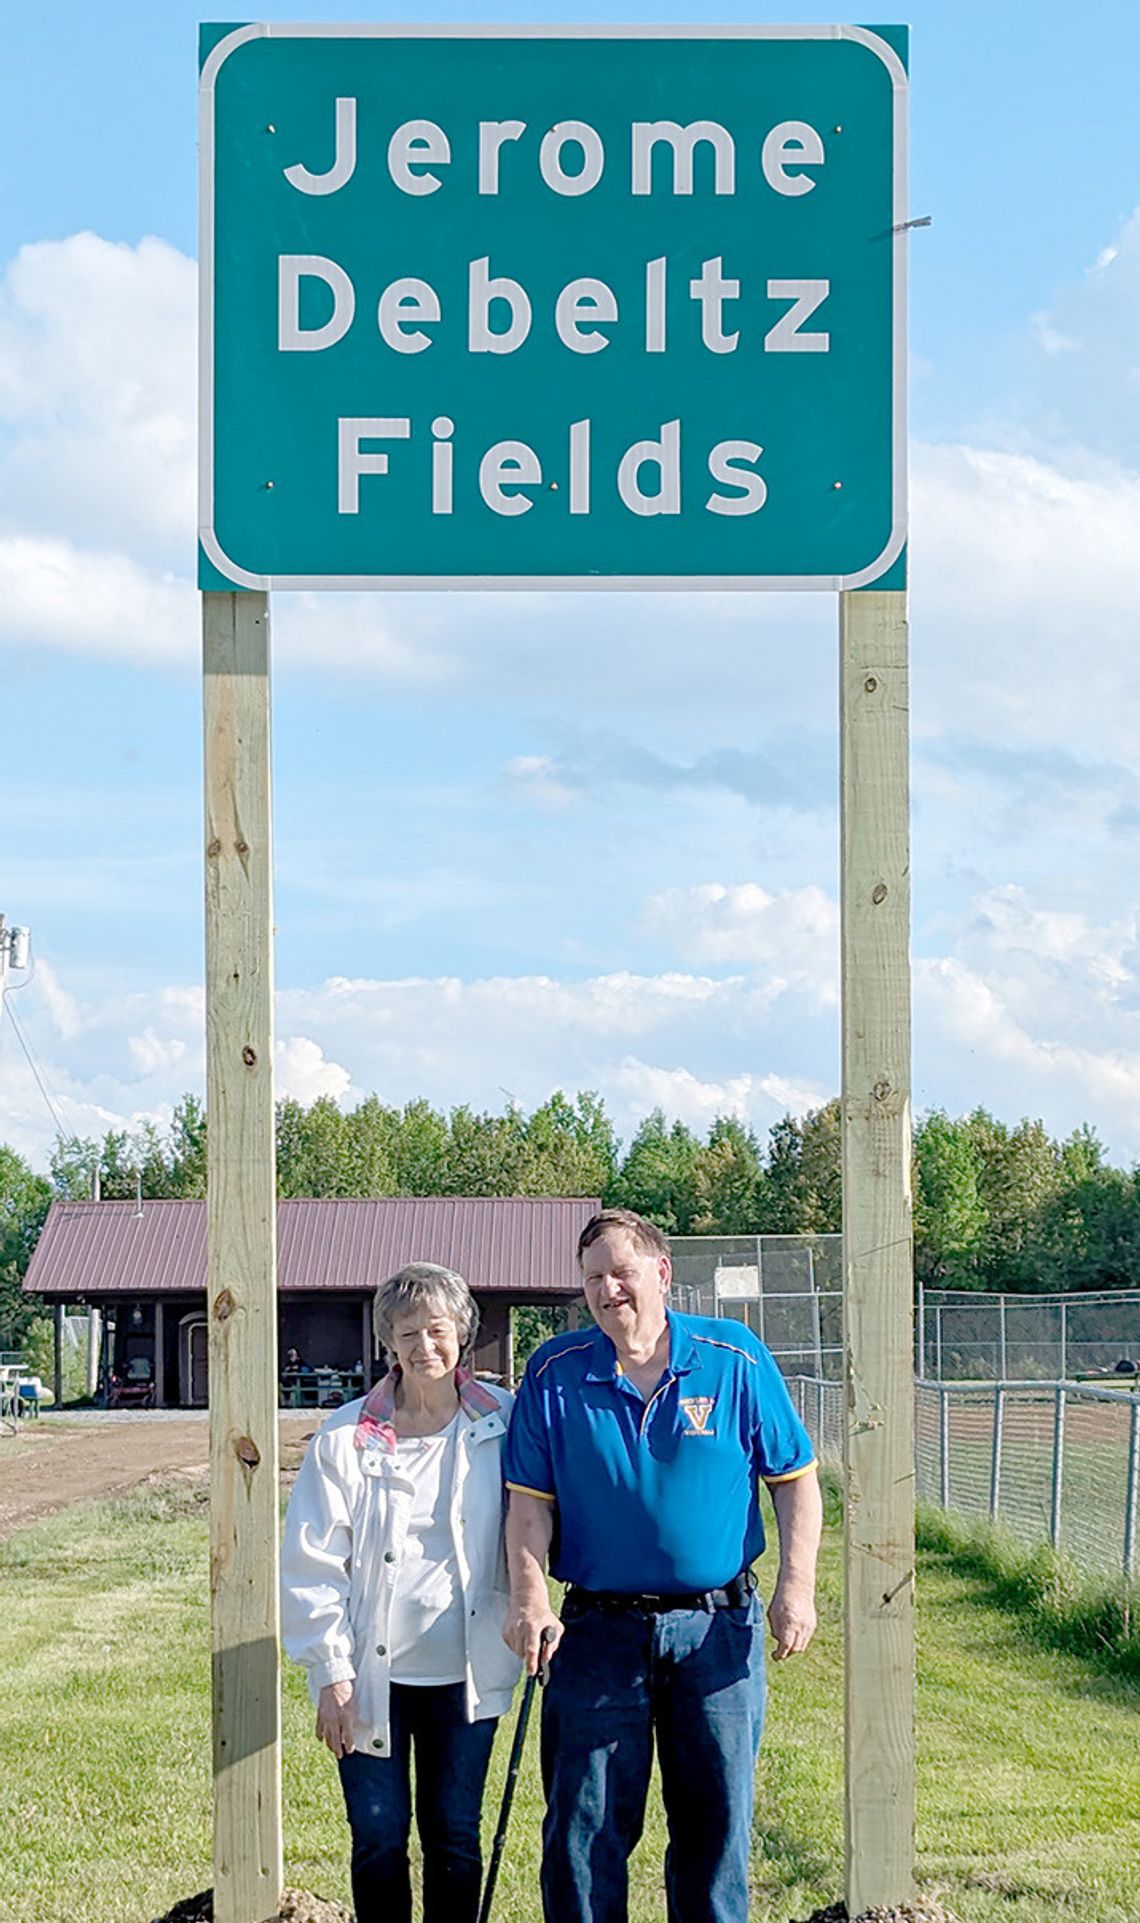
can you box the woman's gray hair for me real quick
[372,1261,480,1362]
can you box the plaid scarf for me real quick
[354,1364,500,1453]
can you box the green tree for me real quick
[511,1303,570,1369]
[444,1105,527,1196]
[164,1095,208,1196]
[913,1110,988,1287]
[965,1110,1063,1290]
[798,1100,842,1232]
[519,1090,618,1198]
[393,1099,450,1195]
[1032,1164,1140,1293]
[691,1118,762,1233]
[276,1095,351,1196]
[613,1111,701,1233]
[754,1102,842,1234]
[756,1113,806,1232]
[0,1145,53,1348]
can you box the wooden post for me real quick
[154,1300,165,1409]
[362,1300,374,1390]
[53,1303,64,1409]
[203,589,283,1923]
[839,587,915,1914]
[87,1306,101,1398]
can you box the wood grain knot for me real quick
[213,1288,237,1321]
[234,1436,261,1471]
[871,882,888,904]
[873,1078,892,1102]
[235,840,250,856]
[863,675,878,693]
[242,1045,257,1067]
[206,839,222,858]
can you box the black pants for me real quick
[338,1681,498,1923]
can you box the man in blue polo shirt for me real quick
[503,1207,821,1923]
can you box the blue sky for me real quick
[3,2,1140,1170]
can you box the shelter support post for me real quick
[839,587,916,1913]
[362,1299,374,1390]
[154,1300,165,1408]
[87,1307,101,1398]
[203,589,283,1923]
[53,1303,64,1409]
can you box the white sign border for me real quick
[199,23,908,593]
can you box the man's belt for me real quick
[564,1569,754,1616]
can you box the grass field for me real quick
[0,1482,1138,1923]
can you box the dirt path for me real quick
[0,1414,316,1541]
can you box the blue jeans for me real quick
[540,1596,766,1923]
[338,1681,497,1923]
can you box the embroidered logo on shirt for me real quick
[679,1396,717,1436]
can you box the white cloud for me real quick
[911,441,1140,759]
[128,1028,189,1076]
[275,1035,353,1104]
[0,949,832,1170]
[607,1059,827,1130]
[0,233,196,562]
[609,1060,760,1125]
[500,754,579,811]
[0,533,194,664]
[1031,312,1078,356]
[643,882,837,1001]
[1026,205,1140,461]
[22,957,82,1040]
[9,861,1140,1176]
[272,592,454,683]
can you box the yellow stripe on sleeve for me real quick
[506,1481,557,1502]
[763,1460,818,1484]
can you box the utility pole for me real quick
[0,918,31,993]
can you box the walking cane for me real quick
[477,1627,555,1923]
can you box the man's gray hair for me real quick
[372,1261,480,1361]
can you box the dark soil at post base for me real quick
[152,1884,965,1923]
[151,1889,351,1923]
[794,1903,963,1923]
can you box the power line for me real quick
[1,991,71,1142]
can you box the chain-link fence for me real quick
[918,1287,1140,1383]
[785,1372,845,1466]
[914,1379,1140,1581]
[671,1233,843,1378]
[789,1372,1140,1585]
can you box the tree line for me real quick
[3,1090,1140,1348]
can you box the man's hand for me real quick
[316,1680,356,1757]
[503,1600,563,1677]
[766,1468,823,1659]
[766,1578,817,1660]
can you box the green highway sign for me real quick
[199,25,907,591]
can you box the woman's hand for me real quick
[316,1680,357,1758]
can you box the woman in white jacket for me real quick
[281,1262,521,1923]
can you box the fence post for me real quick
[1123,1400,1139,1583]
[816,1376,825,1454]
[1049,1386,1066,1548]
[810,1260,824,1380]
[998,1295,1007,1382]
[989,1386,1004,1520]
[916,1283,925,1378]
[939,1386,950,1509]
[934,1304,942,1382]
[1059,1301,1067,1383]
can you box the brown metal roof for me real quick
[23,1196,598,1300]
